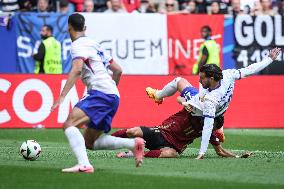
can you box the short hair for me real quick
[43,24,53,34]
[200,64,223,81]
[201,25,212,33]
[60,0,69,7]
[68,13,85,32]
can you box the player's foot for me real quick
[146,87,163,105]
[116,151,134,158]
[213,127,225,143]
[132,137,145,167]
[62,164,94,173]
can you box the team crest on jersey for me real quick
[199,95,205,102]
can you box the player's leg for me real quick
[146,77,193,104]
[111,127,143,138]
[62,107,94,173]
[85,128,144,167]
[144,147,178,158]
[82,92,144,167]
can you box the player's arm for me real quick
[50,59,83,111]
[196,99,217,159]
[177,96,193,112]
[109,60,122,86]
[213,145,252,158]
[234,48,281,80]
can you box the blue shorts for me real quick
[180,86,198,101]
[75,90,119,133]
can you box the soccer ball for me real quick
[19,140,41,161]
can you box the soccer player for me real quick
[50,13,144,173]
[111,111,251,158]
[146,47,281,159]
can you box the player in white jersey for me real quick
[146,47,281,159]
[50,13,144,173]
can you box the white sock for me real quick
[156,77,181,99]
[64,126,91,166]
[93,135,135,150]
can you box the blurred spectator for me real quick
[278,0,284,14]
[84,0,95,12]
[160,0,179,14]
[231,0,242,16]
[182,0,198,13]
[210,1,221,14]
[251,1,262,15]
[122,0,141,12]
[69,0,84,12]
[1,0,19,12]
[219,0,229,14]
[59,0,69,13]
[36,0,49,12]
[93,0,108,12]
[18,0,36,12]
[104,0,126,13]
[33,25,62,74]
[196,0,207,13]
[137,0,156,13]
[260,0,277,15]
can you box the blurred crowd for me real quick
[0,0,284,15]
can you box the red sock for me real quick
[145,150,162,158]
[111,129,128,138]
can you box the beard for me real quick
[41,35,48,40]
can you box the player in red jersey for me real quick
[112,109,251,158]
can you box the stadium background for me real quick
[0,11,284,129]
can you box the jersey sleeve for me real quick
[71,43,89,62]
[222,69,242,81]
[223,57,274,81]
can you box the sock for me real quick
[93,135,135,150]
[64,126,91,166]
[145,150,162,158]
[111,129,128,138]
[156,77,181,99]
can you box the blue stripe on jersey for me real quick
[203,115,215,118]
[72,56,95,74]
[97,50,108,67]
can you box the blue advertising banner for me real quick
[222,17,236,70]
[0,16,18,73]
[14,13,72,73]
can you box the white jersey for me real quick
[71,36,119,97]
[188,69,241,118]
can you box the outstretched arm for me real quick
[213,145,252,158]
[238,47,281,78]
[50,59,83,111]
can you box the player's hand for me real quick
[50,96,64,112]
[268,47,281,60]
[182,102,193,112]
[240,151,252,158]
[195,154,204,160]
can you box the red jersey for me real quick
[159,109,220,153]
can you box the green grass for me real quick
[0,129,283,189]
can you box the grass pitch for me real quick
[0,129,283,189]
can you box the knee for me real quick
[126,127,142,137]
[160,148,178,158]
[62,121,72,130]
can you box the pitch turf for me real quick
[0,129,283,189]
